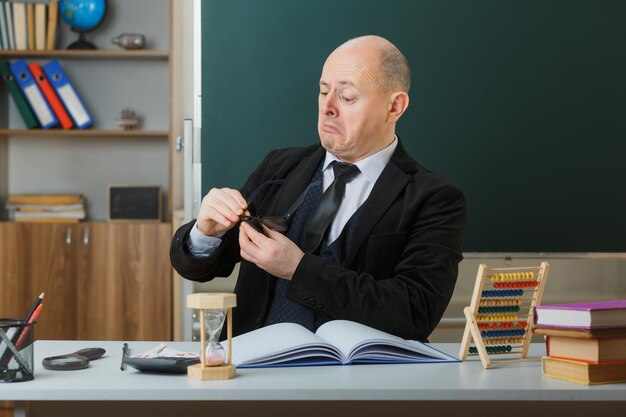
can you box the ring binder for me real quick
[29,62,74,129]
[9,59,58,129]
[42,59,94,129]
[0,60,39,128]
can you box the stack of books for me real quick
[534,300,626,384]
[6,193,86,223]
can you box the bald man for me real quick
[170,36,466,341]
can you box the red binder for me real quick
[28,62,74,129]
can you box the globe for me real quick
[60,0,108,49]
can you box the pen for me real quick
[121,343,129,371]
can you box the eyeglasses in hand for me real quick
[240,179,320,234]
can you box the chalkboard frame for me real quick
[107,185,162,222]
[200,0,626,253]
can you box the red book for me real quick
[28,62,74,129]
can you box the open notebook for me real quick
[221,320,458,368]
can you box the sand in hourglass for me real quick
[204,309,226,366]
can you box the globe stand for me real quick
[186,293,237,380]
[67,30,97,50]
[60,0,108,50]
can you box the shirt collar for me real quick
[323,136,398,184]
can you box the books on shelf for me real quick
[4,0,15,51]
[33,1,45,50]
[0,3,7,50]
[535,300,626,385]
[221,320,458,368]
[0,0,58,51]
[1,58,92,129]
[534,300,626,329]
[12,214,85,223]
[12,1,26,50]
[26,2,33,50]
[7,193,84,205]
[5,193,86,222]
[7,203,84,212]
[46,0,58,50]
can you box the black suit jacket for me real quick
[170,140,466,341]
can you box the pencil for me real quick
[14,304,43,350]
[24,292,45,323]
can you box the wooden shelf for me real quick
[0,50,169,60]
[0,129,169,137]
[0,0,173,223]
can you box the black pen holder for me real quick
[0,319,35,382]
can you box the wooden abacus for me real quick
[459,262,549,369]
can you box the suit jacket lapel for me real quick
[267,146,325,216]
[343,142,415,266]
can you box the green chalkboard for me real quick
[201,0,626,252]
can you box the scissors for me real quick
[42,347,106,371]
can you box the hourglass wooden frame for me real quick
[186,293,237,380]
[459,262,549,369]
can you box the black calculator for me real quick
[122,356,201,374]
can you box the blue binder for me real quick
[42,60,93,129]
[9,60,58,129]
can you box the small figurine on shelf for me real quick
[111,33,146,50]
[115,108,140,130]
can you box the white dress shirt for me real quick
[187,138,398,257]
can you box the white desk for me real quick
[1,341,625,417]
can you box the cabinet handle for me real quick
[66,228,72,246]
[83,227,90,246]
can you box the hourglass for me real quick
[186,293,237,380]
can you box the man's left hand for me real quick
[239,222,304,280]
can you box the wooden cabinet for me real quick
[0,222,77,340]
[0,222,171,341]
[76,223,171,340]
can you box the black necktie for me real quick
[302,161,360,252]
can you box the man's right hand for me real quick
[196,188,248,237]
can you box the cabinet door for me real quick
[0,223,78,340]
[76,223,172,341]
